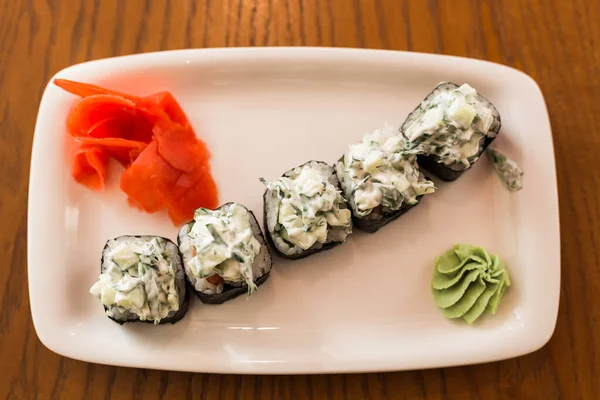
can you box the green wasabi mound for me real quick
[432,244,511,324]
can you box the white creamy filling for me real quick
[90,237,179,324]
[340,124,436,217]
[180,203,261,294]
[487,148,524,191]
[403,83,495,167]
[265,164,351,250]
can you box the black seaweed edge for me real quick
[261,160,352,260]
[400,82,502,182]
[334,154,432,233]
[193,271,271,304]
[101,235,190,325]
[352,195,424,233]
[416,135,495,181]
[177,203,273,305]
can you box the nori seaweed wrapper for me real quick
[262,160,352,259]
[262,196,343,260]
[192,271,271,304]
[401,82,501,182]
[178,203,273,305]
[351,195,424,233]
[335,152,432,233]
[100,235,189,325]
[416,135,496,181]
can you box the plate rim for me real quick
[28,47,560,374]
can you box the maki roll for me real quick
[401,82,501,181]
[178,202,272,304]
[89,236,189,325]
[262,161,353,259]
[335,124,436,233]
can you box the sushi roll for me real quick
[89,235,189,325]
[335,124,436,233]
[178,202,272,304]
[262,160,353,259]
[401,82,501,181]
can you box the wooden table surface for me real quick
[1,0,599,398]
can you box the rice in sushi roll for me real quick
[335,125,436,233]
[262,161,352,259]
[401,82,501,181]
[178,202,272,304]
[90,235,189,325]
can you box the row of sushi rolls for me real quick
[85,82,522,326]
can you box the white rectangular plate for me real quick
[29,48,560,374]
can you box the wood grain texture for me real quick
[1,0,599,398]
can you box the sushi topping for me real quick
[90,237,180,324]
[487,148,523,191]
[261,163,351,250]
[54,79,218,226]
[181,203,262,295]
[337,125,436,217]
[402,83,498,167]
[431,244,511,324]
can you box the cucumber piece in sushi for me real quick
[401,82,501,181]
[90,235,189,325]
[262,160,353,259]
[335,125,436,233]
[178,202,272,304]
